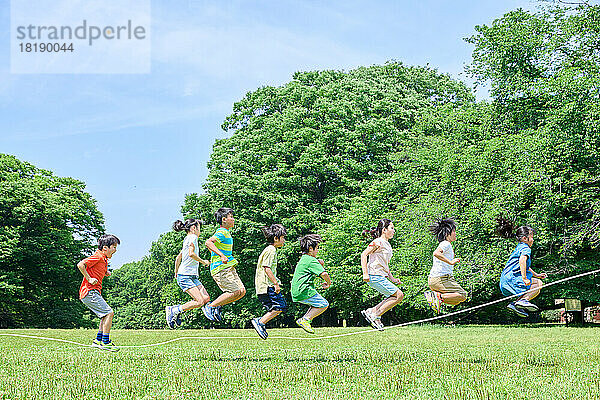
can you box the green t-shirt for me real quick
[291,254,325,302]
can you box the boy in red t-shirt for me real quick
[77,234,120,351]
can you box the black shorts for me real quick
[257,286,288,312]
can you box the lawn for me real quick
[1,325,599,400]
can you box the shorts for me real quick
[368,274,400,297]
[213,266,245,293]
[176,274,204,292]
[257,286,288,312]
[428,274,468,298]
[298,293,329,308]
[81,290,113,318]
[500,273,532,297]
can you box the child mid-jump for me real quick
[203,208,246,322]
[291,234,332,334]
[497,217,547,318]
[251,224,288,340]
[360,218,404,330]
[165,218,213,329]
[424,218,467,314]
[77,234,120,351]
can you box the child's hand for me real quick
[391,277,401,284]
[88,277,98,285]
[538,273,548,279]
[220,255,228,263]
[322,281,330,289]
[362,274,370,282]
[451,258,462,265]
[274,283,281,293]
[318,259,325,267]
[523,277,531,285]
[201,259,210,267]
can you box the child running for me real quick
[360,218,404,330]
[497,217,547,317]
[77,234,120,351]
[251,224,288,339]
[291,234,332,334]
[203,208,246,322]
[165,218,213,329]
[424,218,468,314]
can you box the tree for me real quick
[0,154,104,328]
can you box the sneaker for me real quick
[507,302,529,317]
[165,306,176,329]
[361,309,379,330]
[202,305,216,322]
[101,341,120,352]
[251,318,268,340]
[514,299,539,312]
[175,312,183,328]
[424,290,441,314]
[372,317,385,331]
[92,339,103,349]
[213,306,223,322]
[296,317,315,334]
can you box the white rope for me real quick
[1,268,598,347]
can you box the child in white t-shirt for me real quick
[424,218,467,314]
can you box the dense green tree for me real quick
[0,154,104,328]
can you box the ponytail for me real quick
[363,218,392,239]
[496,215,534,240]
[173,218,203,233]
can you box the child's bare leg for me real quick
[210,288,246,307]
[440,292,466,306]
[101,311,114,334]
[260,310,282,325]
[371,290,404,317]
[304,306,327,321]
[182,286,210,311]
[521,278,542,301]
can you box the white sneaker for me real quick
[424,291,441,314]
[372,317,385,331]
[514,299,539,312]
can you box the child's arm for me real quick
[433,245,461,265]
[529,267,547,280]
[205,236,228,264]
[174,252,182,276]
[360,243,379,282]
[519,255,530,285]
[76,260,97,285]
[188,242,208,264]
[263,266,281,293]
[320,271,332,289]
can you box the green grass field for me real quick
[1,325,599,400]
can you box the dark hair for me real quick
[215,208,234,225]
[496,215,534,240]
[429,218,457,242]
[173,218,203,233]
[300,234,322,254]
[363,218,393,239]
[98,234,120,250]
[262,224,287,244]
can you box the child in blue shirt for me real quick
[497,217,547,318]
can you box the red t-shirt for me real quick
[79,250,108,299]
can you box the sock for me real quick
[96,331,103,341]
[102,333,110,344]
[173,305,183,315]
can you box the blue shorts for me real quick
[499,273,532,297]
[257,286,288,312]
[299,293,329,308]
[176,274,204,292]
[367,274,400,297]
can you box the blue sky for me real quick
[0,0,535,267]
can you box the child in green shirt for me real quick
[291,234,332,334]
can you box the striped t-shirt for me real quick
[209,227,238,275]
